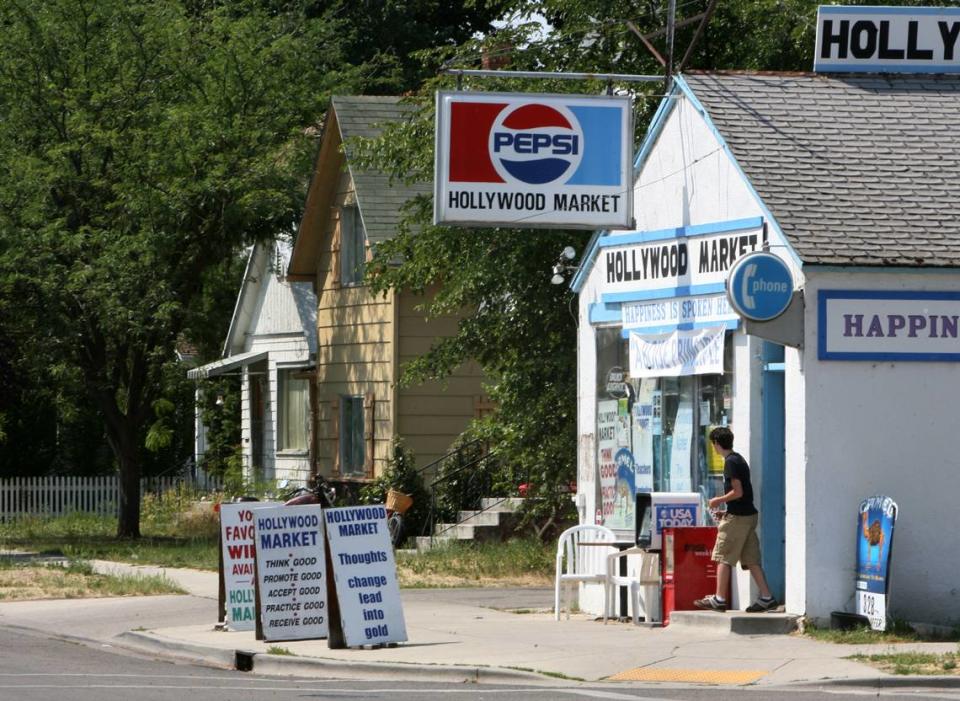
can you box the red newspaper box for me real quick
[661,526,721,625]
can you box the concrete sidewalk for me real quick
[4,559,958,689]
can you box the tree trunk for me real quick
[102,407,144,539]
[116,442,142,539]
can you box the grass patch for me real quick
[850,649,960,675]
[0,559,185,600]
[2,511,556,589]
[395,538,553,588]
[803,619,960,645]
[0,511,219,570]
[266,646,295,656]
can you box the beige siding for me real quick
[313,169,394,479]
[396,288,487,476]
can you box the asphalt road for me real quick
[4,625,960,701]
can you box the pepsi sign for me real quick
[434,92,633,230]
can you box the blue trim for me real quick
[571,87,681,295]
[806,265,960,275]
[760,341,786,601]
[821,289,960,301]
[816,63,960,74]
[672,76,804,270]
[569,230,604,292]
[598,216,764,247]
[602,282,727,304]
[619,318,739,337]
[819,5,960,14]
[588,303,622,324]
[818,289,960,361]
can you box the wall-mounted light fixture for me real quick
[550,246,578,285]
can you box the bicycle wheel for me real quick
[387,512,404,548]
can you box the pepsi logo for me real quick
[489,103,583,185]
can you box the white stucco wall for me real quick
[573,92,801,615]
[799,269,960,624]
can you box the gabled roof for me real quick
[288,96,429,278]
[681,71,960,268]
[332,96,431,246]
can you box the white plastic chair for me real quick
[604,546,661,625]
[554,524,616,620]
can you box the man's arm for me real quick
[708,478,743,509]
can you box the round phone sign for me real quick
[726,251,794,322]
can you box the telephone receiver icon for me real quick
[740,263,757,310]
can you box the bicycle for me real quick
[385,489,413,548]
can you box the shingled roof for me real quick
[331,96,431,245]
[682,72,960,268]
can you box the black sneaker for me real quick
[693,595,727,612]
[745,597,779,613]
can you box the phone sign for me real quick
[726,251,794,322]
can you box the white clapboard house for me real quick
[189,239,317,484]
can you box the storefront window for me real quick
[595,328,734,528]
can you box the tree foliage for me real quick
[0,0,363,536]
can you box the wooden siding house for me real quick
[189,239,317,484]
[288,96,487,483]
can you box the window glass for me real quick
[594,327,734,529]
[278,371,309,451]
[340,206,365,285]
[340,395,365,476]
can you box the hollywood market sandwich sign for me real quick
[434,92,633,230]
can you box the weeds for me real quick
[396,538,553,587]
[804,619,960,644]
[850,649,960,675]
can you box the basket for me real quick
[385,489,413,514]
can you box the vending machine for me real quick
[660,526,721,625]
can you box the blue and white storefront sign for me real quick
[856,495,898,631]
[815,6,960,74]
[629,326,725,378]
[819,290,960,360]
[622,293,738,333]
[727,251,794,322]
[601,219,767,296]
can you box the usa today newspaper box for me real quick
[650,492,702,550]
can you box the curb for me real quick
[116,631,237,669]
[797,675,960,690]
[114,630,559,685]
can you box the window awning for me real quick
[187,350,269,380]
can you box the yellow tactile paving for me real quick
[607,668,767,684]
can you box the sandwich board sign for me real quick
[325,505,407,647]
[252,504,329,641]
[434,91,633,230]
[855,495,898,631]
[219,501,279,631]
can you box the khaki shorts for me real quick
[712,513,761,569]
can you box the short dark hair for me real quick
[709,426,734,450]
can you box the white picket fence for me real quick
[0,475,220,521]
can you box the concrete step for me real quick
[668,609,800,634]
[433,522,475,539]
[456,509,501,526]
[415,535,455,552]
[480,497,524,512]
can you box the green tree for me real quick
[0,0,363,537]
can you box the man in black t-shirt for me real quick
[694,426,778,613]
